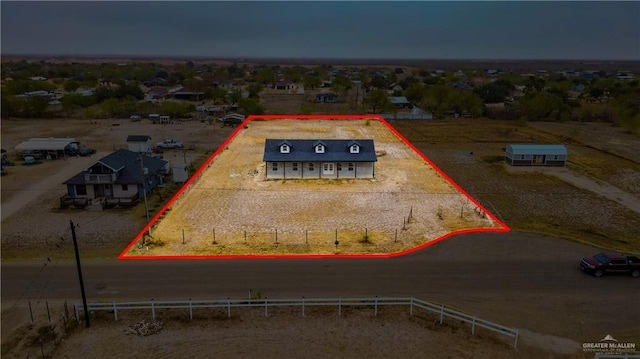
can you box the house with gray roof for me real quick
[505,144,567,166]
[263,139,377,179]
[61,149,169,208]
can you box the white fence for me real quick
[380,113,434,120]
[75,296,519,348]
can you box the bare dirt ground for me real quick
[129,118,499,257]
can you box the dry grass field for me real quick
[126,118,501,257]
[390,119,640,253]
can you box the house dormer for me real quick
[313,141,326,154]
[279,141,292,154]
[348,141,360,154]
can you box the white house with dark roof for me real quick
[263,139,377,179]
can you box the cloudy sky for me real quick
[1,1,639,60]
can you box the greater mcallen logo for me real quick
[582,334,637,353]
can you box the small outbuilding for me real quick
[505,144,567,166]
[172,163,189,183]
[126,135,152,154]
[15,138,79,159]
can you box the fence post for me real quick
[374,296,378,317]
[410,297,413,316]
[227,298,231,318]
[338,298,342,317]
[472,316,476,335]
[46,301,51,323]
[113,301,118,321]
[151,299,155,321]
[513,330,519,349]
[29,301,34,323]
[439,305,444,325]
[189,298,193,320]
[74,304,80,323]
[302,297,305,317]
[264,298,268,317]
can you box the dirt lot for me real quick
[129,118,500,257]
[4,305,587,359]
[1,118,235,253]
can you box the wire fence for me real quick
[75,296,519,348]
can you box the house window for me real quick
[280,145,290,153]
[309,163,315,171]
[315,145,325,153]
[292,162,298,171]
[554,155,559,160]
[122,184,128,191]
[323,163,334,172]
[76,185,87,196]
[337,163,342,171]
[350,145,360,153]
[348,163,354,171]
[272,162,278,171]
[520,155,525,160]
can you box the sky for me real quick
[1,1,639,60]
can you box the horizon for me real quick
[1,2,638,61]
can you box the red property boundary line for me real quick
[118,115,510,260]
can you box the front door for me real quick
[104,184,112,197]
[93,184,104,198]
[322,163,334,175]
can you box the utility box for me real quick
[172,163,188,183]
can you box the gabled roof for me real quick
[127,135,152,142]
[63,149,168,185]
[388,96,410,104]
[507,144,567,155]
[263,139,377,162]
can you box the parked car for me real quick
[156,139,184,149]
[580,252,640,278]
[130,115,141,121]
[78,148,97,156]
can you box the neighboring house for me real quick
[15,138,79,160]
[173,89,205,101]
[263,139,377,179]
[127,135,153,154]
[61,149,169,208]
[146,86,168,101]
[29,76,47,81]
[212,79,235,89]
[144,78,167,87]
[274,80,296,90]
[316,92,338,103]
[388,96,412,109]
[505,144,567,166]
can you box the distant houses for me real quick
[316,92,338,103]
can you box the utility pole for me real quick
[139,153,151,236]
[70,220,89,328]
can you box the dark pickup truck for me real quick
[580,252,640,278]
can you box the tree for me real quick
[247,83,264,99]
[238,97,265,115]
[302,75,322,90]
[404,82,426,105]
[330,75,352,98]
[64,80,81,93]
[517,91,571,121]
[474,79,514,103]
[365,89,395,113]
